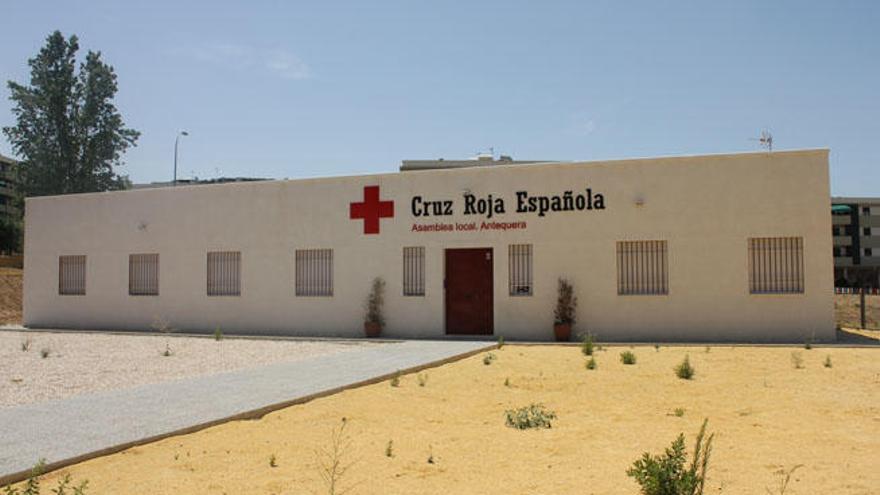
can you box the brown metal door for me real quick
[445,248,494,335]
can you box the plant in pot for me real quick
[364,277,386,338]
[553,278,577,342]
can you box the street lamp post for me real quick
[173,131,189,186]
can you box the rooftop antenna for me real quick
[750,130,773,151]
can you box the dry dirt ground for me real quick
[17,345,880,495]
[835,293,880,330]
[0,268,22,324]
[0,331,364,408]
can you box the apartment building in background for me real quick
[0,153,19,218]
[832,197,880,288]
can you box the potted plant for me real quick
[553,278,577,342]
[364,277,385,338]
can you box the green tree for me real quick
[3,31,139,199]
[0,217,22,253]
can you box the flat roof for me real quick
[26,148,830,203]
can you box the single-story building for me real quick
[23,149,834,342]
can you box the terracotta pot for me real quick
[553,322,572,342]
[364,321,382,338]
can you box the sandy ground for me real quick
[19,345,880,495]
[835,293,880,330]
[0,331,364,408]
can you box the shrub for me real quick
[673,408,685,418]
[504,403,557,430]
[554,278,577,325]
[675,355,695,380]
[585,357,597,370]
[790,351,804,370]
[823,355,833,368]
[581,333,595,356]
[483,353,497,365]
[365,277,386,326]
[620,350,637,365]
[626,419,714,495]
[390,371,401,387]
[214,327,223,341]
[497,335,505,349]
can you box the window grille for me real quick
[508,244,533,296]
[616,240,668,295]
[129,253,159,296]
[295,249,333,296]
[207,251,241,296]
[403,246,425,296]
[59,255,86,295]
[748,237,803,294]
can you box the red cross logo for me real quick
[349,185,394,234]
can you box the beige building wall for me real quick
[23,149,834,342]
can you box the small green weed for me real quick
[417,373,428,387]
[767,464,803,495]
[21,338,31,352]
[504,377,510,387]
[675,355,695,380]
[620,350,637,365]
[673,407,685,417]
[581,333,595,356]
[483,353,497,365]
[497,335,504,349]
[1,459,90,494]
[269,453,277,467]
[390,371,401,387]
[214,327,223,341]
[40,348,50,359]
[823,355,832,368]
[585,357,597,370]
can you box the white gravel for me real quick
[0,330,368,408]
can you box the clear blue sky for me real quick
[1,1,877,195]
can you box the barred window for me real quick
[129,253,159,296]
[207,251,241,296]
[748,237,804,294]
[509,244,533,296]
[616,240,668,295]
[403,247,425,296]
[296,249,333,296]
[59,255,86,295]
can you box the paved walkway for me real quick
[0,339,491,482]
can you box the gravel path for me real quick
[0,330,366,408]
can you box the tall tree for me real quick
[3,31,139,199]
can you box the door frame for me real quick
[443,247,494,335]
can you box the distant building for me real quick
[400,154,551,171]
[832,197,879,288]
[132,177,272,190]
[0,153,20,219]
